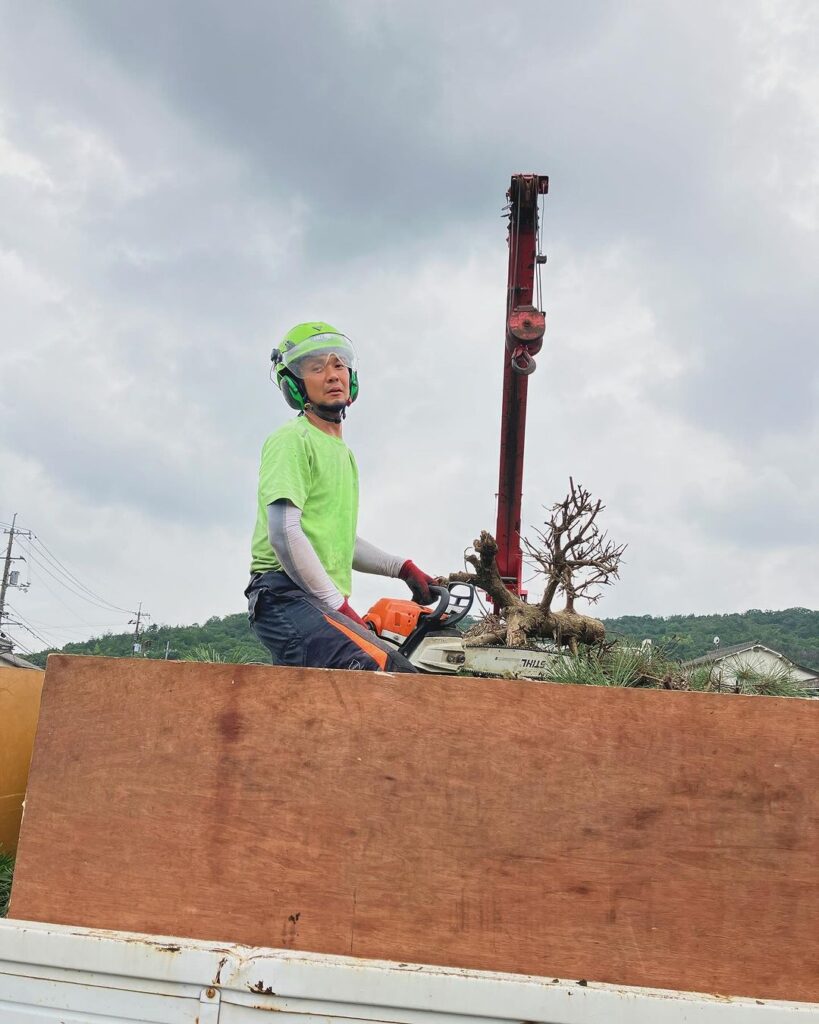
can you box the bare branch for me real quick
[443,531,518,611]
[523,480,625,613]
[443,480,622,654]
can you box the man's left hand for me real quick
[399,560,436,605]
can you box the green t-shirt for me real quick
[250,416,359,595]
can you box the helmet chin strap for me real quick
[304,401,347,423]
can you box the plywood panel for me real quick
[0,667,44,853]
[10,655,819,1002]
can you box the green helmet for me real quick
[271,321,360,412]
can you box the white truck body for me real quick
[1,919,816,1024]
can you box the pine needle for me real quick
[0,849,14,918]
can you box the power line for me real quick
[2,517,147,652]
[25,546,136,615]
[30,535,135,614]
[12,614,128,630]
[4,601,54,647]
[2,632,35,656]
[7,603,59,645]
[25,559,143,642]
[2,517,138,615]
[28,540,131,613]
[26,548,118,613]
[5,609,53,649]
[6,602,103,649]
[25,559,102,626]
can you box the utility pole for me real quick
[0,514,17,636]
[0,513,33,652]
[129,601,149,655]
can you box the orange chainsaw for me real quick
[365,582,566,680]
[364,583,474,667]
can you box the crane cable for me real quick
[536,190,545,313]
[507,181,523,323]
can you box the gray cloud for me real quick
[0,0,817,647]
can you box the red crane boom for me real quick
[494,173,549,604]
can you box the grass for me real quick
[680,657,809,697]
[181,645,264,664]
[546,645,656,687]
[0,849,14,918]
[542,642,690,689]
[531,642,810,697]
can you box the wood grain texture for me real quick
[10,655,819,1002]
[0,667,44,853]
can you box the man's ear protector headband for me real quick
[270,348,305,410]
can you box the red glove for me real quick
[338,599,368,629]
[399,560,436,605]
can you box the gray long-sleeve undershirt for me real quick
[267,500,405,608]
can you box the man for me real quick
[246,321,437,672]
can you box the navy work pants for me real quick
[246,571,417,673]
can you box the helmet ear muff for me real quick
[279,370,307,411]
[349,370,359,404]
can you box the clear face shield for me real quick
[282,333,358,380]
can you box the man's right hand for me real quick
[338,599,368,629]
[398,560,436,605]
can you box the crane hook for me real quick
[511,350,536,376]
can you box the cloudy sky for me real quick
[1,0,817,654]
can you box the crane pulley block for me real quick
[506,305,546,346]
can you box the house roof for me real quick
[685,641,760,666]
[0,649,41,670]
[685,642,818,680]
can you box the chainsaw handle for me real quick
[440,582,474,628]
[419,583,474,629]
[418,585,450,627]
[397,583,475,661]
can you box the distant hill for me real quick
[601,607,819,669]
[26,612,269,668]
[26,606,819,671]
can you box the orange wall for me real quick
[0,667,44,853]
